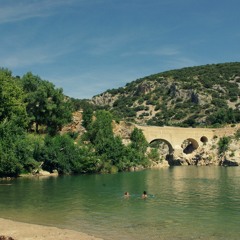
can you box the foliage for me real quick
[0,68,28,127]
[86,110,124,171]
[0,119,38,177]
[70,98,93,111]
[40,134,99,174]
[82,105,93,130]
[21,72,73,134]
[84,111,149,172]
[218,136,231,155]
[130,128,148,154]
[234,129,240,140]
[206,108,236,126]
[148,148,161,162]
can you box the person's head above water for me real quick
[142,191,147,198]
[124,192,130,197]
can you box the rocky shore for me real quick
[0,218,102,240]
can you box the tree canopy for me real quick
[21,72,72,134]
[0,68,28,127]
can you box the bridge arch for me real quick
[181,138,199,154]
[149,138,174,155]
[200,136,208,143]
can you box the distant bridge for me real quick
[136,125,217,155]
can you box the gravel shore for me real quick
[0,218,103,240]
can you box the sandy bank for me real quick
[0,218,103,240]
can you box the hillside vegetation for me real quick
[92,62,240,127]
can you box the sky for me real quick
[0,0,240,99]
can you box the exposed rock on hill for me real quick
[91,62,240,127]
[61,111,85,135]
[112,121,135,145]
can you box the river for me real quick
[0,166,240,240]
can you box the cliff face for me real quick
[61,111,86,136]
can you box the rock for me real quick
[222,159,239,166]
[191,91,199,104]
[39,170,51,176]
[0,236,14,240]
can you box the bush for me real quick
[218,136,231,155]
[0,120,39,177]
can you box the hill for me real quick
[91,62,240,127]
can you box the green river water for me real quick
[0,166,240,240]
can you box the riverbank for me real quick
[0,218,103,240]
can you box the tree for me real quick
[0,119,38,177]
[21,72,72,134]
[128,128,149,167]
[40,134,99,174]
[0,68,28,127]
[206,108,236,126]
[130,128,148,154]
[45,87,73,135]
[82,105,93,130]
[85,110,130,172]
[87,110,114,146]
[218,136,230,156]
[40,134,80,174]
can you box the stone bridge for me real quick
[136,125,216,155]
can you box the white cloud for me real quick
[0,0,79,24]
[121,46,180,57]
[1,50,53,69]
[87,34,134,56]
[0,43,75,69]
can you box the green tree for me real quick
[130,128,148,154]
[87,110,114,146]
[85,110,130,172]
[40,134,99,174]
[128,128,149,167]
[21,72,72,134]
[40,134,80,174]
[45,87,73,135]
[0,68,28,127]
[218,136,230,155]
[206,108,236,126]
[0,119,38,177]
[148,148,160,162]
[82,105,93,130]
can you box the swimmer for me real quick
[124,192,130,198]
[142,191,147,199]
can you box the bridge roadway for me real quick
[136,125,216,154]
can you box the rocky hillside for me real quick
[91,62,240,127]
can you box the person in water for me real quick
[124,192,130,198]
[142,191,147,199]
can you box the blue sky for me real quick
[0,0,240,99]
